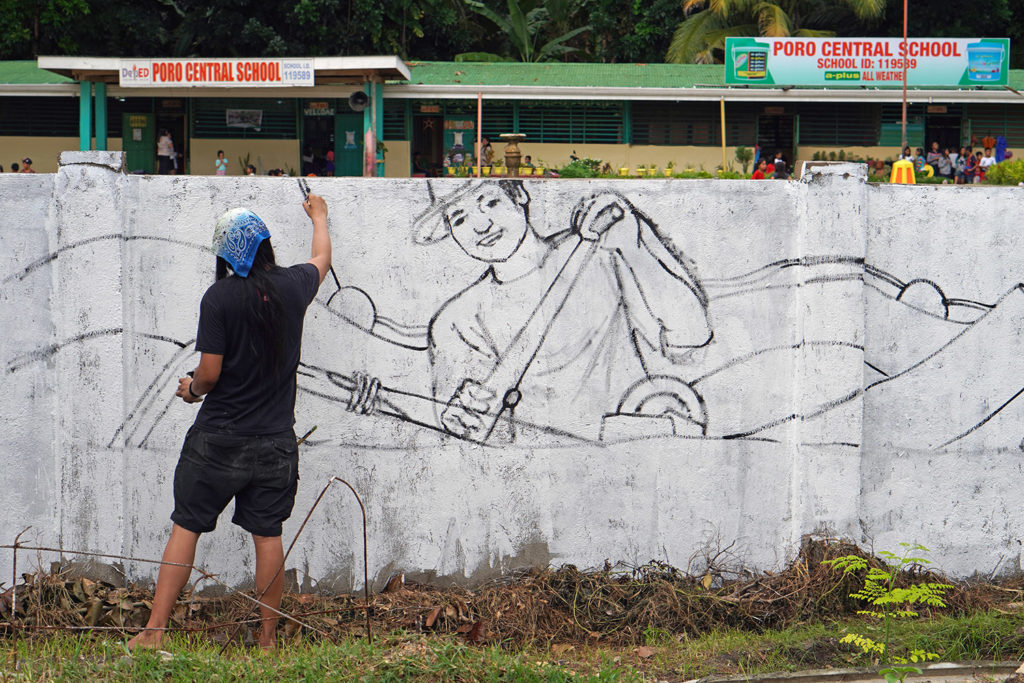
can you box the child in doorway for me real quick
[215,150,228,176]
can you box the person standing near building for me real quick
[19,157,35,173]
[157,130,175,175]
[214,150,228,176]
[127,194,333,651]
[479,137,494,167]
[936,148,953,179]
[979,147,997,180]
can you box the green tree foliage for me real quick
[0,0,90,57]
[459,0,590,62]
[1,0,476,59]
[583,0,681,63]
[666,0,886,64]
[840,0,1023,67]
[11,0,1016,65]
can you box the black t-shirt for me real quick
[193,263,320,435]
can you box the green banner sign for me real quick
[725,37,1010,87]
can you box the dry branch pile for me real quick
[1,538,1020,646]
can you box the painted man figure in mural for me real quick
[412,179,712,443]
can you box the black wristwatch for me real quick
[187,371,201,399]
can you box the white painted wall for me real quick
[1,154,1021,593]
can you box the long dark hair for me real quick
[216,239,285,377]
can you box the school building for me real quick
[1,56,1022,175]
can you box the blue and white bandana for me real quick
[212,208,270,277]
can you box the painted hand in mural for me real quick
[440,379,496,438]
[569,192,627,242]
[345,372,381,415]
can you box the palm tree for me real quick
[458,0,590,62]
[667,0,886,64]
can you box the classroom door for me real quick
[413,115,444,172]
[757,114,796,169]
[334,112,363,177]
[122,113,155,173]
[925,115,962,151]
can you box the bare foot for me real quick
[127,629,164,651]
[258,634,277,651]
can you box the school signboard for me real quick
[118,58,315,87]
[725,37,1009,87]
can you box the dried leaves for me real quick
[2,539,1020,648]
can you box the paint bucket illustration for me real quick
[732,46,768,80]
[966,43,1003,82]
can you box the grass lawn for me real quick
[2,610,1021,682]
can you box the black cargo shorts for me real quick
[171,426,299,537]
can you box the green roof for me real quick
[403,60,1024,92]
[4,58,1024,92]
[0,60,73,84]
[403,61,725,88]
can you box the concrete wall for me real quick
[2,154,1022,594]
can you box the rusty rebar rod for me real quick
[10,527,29,625]
[329,476,373,645]
[219,474,372,651]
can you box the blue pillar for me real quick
[363,81,372,177]
[79,81,92,151]
[622,101,632,145]
[374,81,384,177]
[94,82,107,151]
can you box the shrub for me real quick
[735,146,753,173]
[673,170,714,179]
[983,159,1024,185]
[558,157,602,178]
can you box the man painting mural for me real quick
[412,179,712,442]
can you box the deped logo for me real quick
[120,64,151,82]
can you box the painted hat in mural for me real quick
[412,179,490,244]
[212,208,271,277]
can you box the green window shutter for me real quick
[963,104,1024,147]
[879,103,926,147]
[631,101,721,146]
[192,98,297,139]
[518,101,622,144]
[796,103,880,146]
[481,101,514,141]
[724,102,759,146]
[0,96,78,136]
[382,100,407,140]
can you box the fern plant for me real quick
[823,543,952,683]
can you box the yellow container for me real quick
[889,159,915,184]
[618,167,629,177]
[482,166,491,176]
[446,166,456,176]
